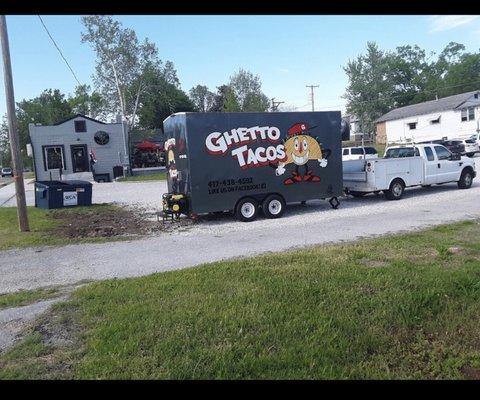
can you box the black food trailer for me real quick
[162,112,345,222]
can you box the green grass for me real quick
[0,205,121,251]
[0,288,60,310]
[2,220,480,379]
[117,172,166,182]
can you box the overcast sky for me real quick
[1,15,480,119]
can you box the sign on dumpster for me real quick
[63,191,78,206]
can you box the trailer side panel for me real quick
[164,112,342,215]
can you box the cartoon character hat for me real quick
[288,123,308,137]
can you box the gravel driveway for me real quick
[1,157,479,294]
[0,178,167,210]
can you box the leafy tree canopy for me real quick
[344,41,480,133]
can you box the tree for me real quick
[189,85,215,112]
[442,53,480,96]
[0,117,10,167]
[210,85,241,112]
[343,42,394,133]
[16,89,73,147]
[136,65,194,129]
[343,41,480,134]
[68,84,107,119]
[0,89,73,168]
[81,16,163,130]
[228,68,270,112]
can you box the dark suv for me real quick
[419,140,465,155]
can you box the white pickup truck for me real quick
[343,144,476,200]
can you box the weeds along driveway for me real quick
[1,174,480,294]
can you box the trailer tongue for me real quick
[162,112,345,222]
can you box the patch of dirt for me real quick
[34,303,80,349]
[358,258,389,268]
[461,366,480,380]
[49,205,197,239]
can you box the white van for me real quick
[342,146,378,161]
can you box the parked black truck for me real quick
[162,112,345,222]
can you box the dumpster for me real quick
[34,180,93,209]
[162,112,343,221]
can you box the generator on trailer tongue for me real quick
[162,112,344,222]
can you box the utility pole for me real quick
[306,85,319,112]
[270,97,284,112]
[0,15,29,231]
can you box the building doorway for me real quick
[71,144,89,173]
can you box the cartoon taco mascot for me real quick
[164,138,178,190]
[275,123,330,185]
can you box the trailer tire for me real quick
[385,179,405,200]
[235,197,259,222]
[262,194,285,219]
[458,169,473,189]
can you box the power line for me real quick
[37,15,82,87]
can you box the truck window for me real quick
[434,146,451,160]
[351,148,363,155]
[385,147,415,158]
[343,149,349,155]
[424,146,434,161]
[364,147,377,155]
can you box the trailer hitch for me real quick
[329,197,340,209]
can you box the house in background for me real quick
[29,114,129,182]
[375,90,480,144]
[343,114,372,142]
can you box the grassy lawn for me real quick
[117,172,166,182]
[0,205,126,251]
[0,288,59,310]
[1,220,480,379]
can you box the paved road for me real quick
[1,157,479,294]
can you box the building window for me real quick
[461,107,475,122]
[44,146,65,171]
[407,122,417,130]
[430,116,441,124]
[74,120,87,132]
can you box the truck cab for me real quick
[385,144,474,186]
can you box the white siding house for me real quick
[29,114,128,182]
[375,90,480,144]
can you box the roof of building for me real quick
[53,113,108,126]
[376,90,480,123]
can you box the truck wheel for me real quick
[467,153,475,158]
[235,197,259,222]
[458,169,473,189]
[385,179,404,200]
[262,194,285,219]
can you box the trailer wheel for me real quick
[385,179,405,200]
[458,169,473,189]
[262,194,285,219]
[235,197,259,222]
